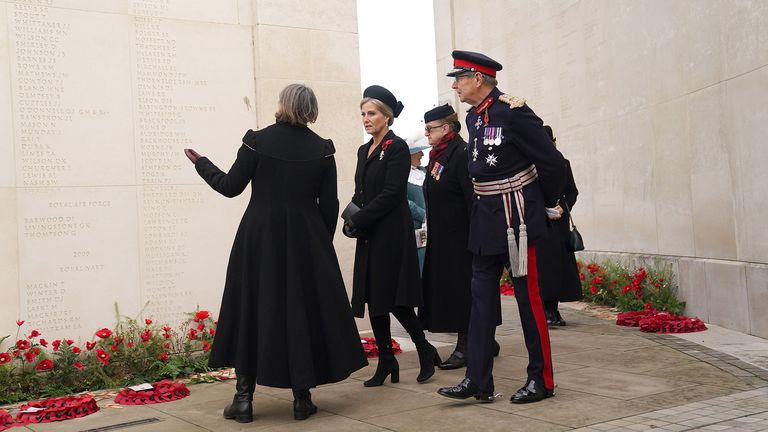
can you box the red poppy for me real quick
[140,329,152,343]
[35,359,54,371]
[158,351,170,362]
[52,340,61,351]
[65,339,74,345]
[194,311,210,322]
[0,353,11,364]
[164,342,171,350]
[12,350,19,358]
[162,326,172,332]
[381,139,394,151]
[96,349,110,365]
[145,318,153,325]
[72,346,81,354]
[24,350,37,362]
[110,343,119,352]
[73,361,85,370]
[201,341,211,351]
[39,339,48,347]
[15,340,30,350]
[16,320,24,326]
[28,330,40,339]
[127,342,135,348]
[95,328,113,339]
[589,286,597,295]
[209,328,216,336]
[197,323,205,331]
[85,341,96,351]
[187,328,198,340]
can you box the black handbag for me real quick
[562,201,584,252]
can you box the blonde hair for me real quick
[360,97,394,126]
[275,84,319,125]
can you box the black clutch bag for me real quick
[563,201,585,252]
[341,201,360,221]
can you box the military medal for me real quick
[485,153,498,166]
[430,161,445,180]
[475,116,482,130]
[472,138,478,161]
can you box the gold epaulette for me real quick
[499,94,526,109]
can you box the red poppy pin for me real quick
[379,139,394,160]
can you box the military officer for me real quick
[437,50,565,404]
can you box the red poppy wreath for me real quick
[14,395,99,425]
[114,380,190,405]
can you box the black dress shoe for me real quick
[554,310,567,326]
[438,351,466,370]
[509,379,555,404]
[437,378,495,403]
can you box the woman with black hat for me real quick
[419,104,500,370]
[184,84,368,423]
[343,85,440,387]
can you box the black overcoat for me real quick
[537,160,582,302]
[349,130,423,318]
[195,122,368,389]
[419,135,474,332]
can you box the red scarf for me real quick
[428,131,456,170]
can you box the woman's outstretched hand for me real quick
[184,148,202,164]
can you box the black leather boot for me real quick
[292,389,318,420]
[416,342,441,383]
[223,374,255,423]
[493,339,501,357]
[364,344,399,387]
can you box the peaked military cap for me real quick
[363,85,404,118]
[446,50,503,77]
[424,104,456,123]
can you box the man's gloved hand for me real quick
[342,220,360,238]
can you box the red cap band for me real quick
[453,59,497,77]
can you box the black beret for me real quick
[424,104,456,123]
[446,50,503,77]
[363,85,404,118]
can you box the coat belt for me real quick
[470,164,537,277]
[471,165,537,195]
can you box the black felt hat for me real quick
[446,50,503,77]
[424,104,456,123]
[363,85,404,118]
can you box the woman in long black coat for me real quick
[184,84,367,423]
[420,104,500,370]
[537,125,581,326]
[343,85,439,387]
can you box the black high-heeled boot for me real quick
[416,342,441,383]
[364,345,399,387]
[223,374,255,423]
[292,389,318,420]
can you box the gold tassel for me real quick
[507,227,521,277]
[517,223,528,277]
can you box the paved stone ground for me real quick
[9,297,768,432]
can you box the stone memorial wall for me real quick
[1,0,363,340]
[434,0,768,337]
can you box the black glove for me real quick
[342,220,360,238]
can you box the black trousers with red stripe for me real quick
[466,246,554,393]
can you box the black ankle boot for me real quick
[364,345,399,387]
[416,342,441,383]
[223,374,255,423]
[292,389,318,420]
[493,339,501,357]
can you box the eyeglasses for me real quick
[425,124,447,133]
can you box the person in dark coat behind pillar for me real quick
[436,51,566,405]
[183,84,368,423]
[342,85,441,387]
[537,125,582,326]
[419,103,501,370]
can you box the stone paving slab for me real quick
[6,297,768,432]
